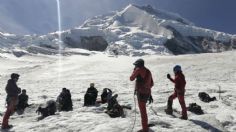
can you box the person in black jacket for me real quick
[101,88,112,104]
[36,100,57,120]
[2,73,21,129]
[106,94,124,118]
[17,89,29,111]
[57,88,73,111]
[84,83,98,106]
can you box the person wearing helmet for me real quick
[130,59,154,132]
[2,73,21,129]
[165,65,188,120]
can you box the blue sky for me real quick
[0,0,235,34]
[142,0,236,34]
[60,0,236,34]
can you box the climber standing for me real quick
[2,73,21,129]
[165,65,188,120]
[130,59,154,132]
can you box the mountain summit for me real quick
[0,4,236,56]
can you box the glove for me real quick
[167,74,171,79]
[148,95,153,104]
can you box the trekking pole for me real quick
[130,94,137,132]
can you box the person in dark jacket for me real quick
[84,83,98,106]
[17,89,29,111]
[65,89,73,111]
[2,73,21,129]
[165,65,188,120]
[36,100,57,120]
[101,88,112,104]
[106,94,124,118]
[130,59,154,132]
[57,88,73,111]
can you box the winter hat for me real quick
[11,73,20,79]
[62,88,67,92]
[22,89,26,93]
[133,59,144,67]
[90,83,95,87]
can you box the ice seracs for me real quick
[0,4,235,56]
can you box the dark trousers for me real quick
[2,97,17,127]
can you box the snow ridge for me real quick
[0,4,235,56]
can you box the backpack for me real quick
[188,103,204,115]
[107,94,118,110]
[106,94,124,118]
[136,68,153,94]
[36,100,56,118]
[107,103,124,118]
[198,92,216,103]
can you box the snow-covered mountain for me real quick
[0,4,236,56]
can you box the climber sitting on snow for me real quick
[84,83,98,106]
[36,100,57,120]
[17,89,30,111]
[100,88,112,104]
[106,94,124,118]
[57,88,73,111]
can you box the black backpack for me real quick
[36,100,56,118]
[107,94,118,110]
[188,103,204,115]
[198,92,216,103]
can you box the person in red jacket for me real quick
[165,65,188,120]
[130,59,154,132]
[1,73,21,129]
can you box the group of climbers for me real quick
[83,84,125,118]
[1,59,188,132]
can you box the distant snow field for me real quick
[0,51,235,132]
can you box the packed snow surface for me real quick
[0,51,236,132]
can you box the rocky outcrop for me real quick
[12,50,27,57]
[231,38,236,49]
[164,26,203,55]
[164,26,235,55]
[64,36,108,51]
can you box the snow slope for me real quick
[0,51,236,132]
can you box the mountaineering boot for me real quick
[137,129,149,132]
[165,100,173,115]
[1,124,13,129]
[180,116,188,120]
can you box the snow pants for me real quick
[168,91,187,118]
[137,93,149,132]
[2,97,17,128]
